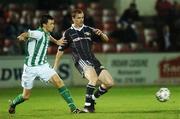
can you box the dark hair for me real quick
[40,14,54,27]
[71,9,83,18]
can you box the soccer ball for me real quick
[156,88,170,102]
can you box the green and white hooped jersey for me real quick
[24,28,50,66]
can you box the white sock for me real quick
[92,94,96,100]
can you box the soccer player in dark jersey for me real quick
[54,9,114,113]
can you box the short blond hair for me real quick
[71,9,83,18]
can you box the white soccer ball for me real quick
[156,88,170,102]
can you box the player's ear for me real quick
[42,23,46,28]
[72,17,75,22]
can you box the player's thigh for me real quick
[38,63,64,88]
[76,60,98,81]
[49,74,64,88]
[21,65,36,89]
[98,70,114,86]
[84,66,98,81]
[38,63,57,82]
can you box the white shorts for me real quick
[21,63,57,89]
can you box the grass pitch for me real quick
[0,86,180,119]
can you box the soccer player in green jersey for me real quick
[8,15,82,114]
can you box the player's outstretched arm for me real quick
[50,35,67,46]
[93,29,109,42]
[17,32,28,41]
[53,50,64,70]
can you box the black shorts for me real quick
[75,58,105,77]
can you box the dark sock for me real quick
[85,84,96,106]
[94,86,107,99]
[11,94,25,108]
[58,86,76,111]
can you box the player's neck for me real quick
[72,24,84,31]
[74,25,80,29]
[42,27,48,33]
[74,24,83,29]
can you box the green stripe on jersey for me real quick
[25,38,37,65]
[25,41,29,65]
[24,28,50,66]
[38,33,49,65]
[31,36,44,66]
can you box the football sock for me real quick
[93,86,107,99]
[85,84,96,106]
[11,94,25,108]
[58,86,76,111]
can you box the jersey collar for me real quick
[71,24,85,31]
[38,27,50,35]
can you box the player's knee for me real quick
[54,79,64,87]
[51,74,64,88]
[106,79,114,89]
[23,95,30,100]
[91,77,99,82]
[54,78,61,84]
[109,79,114,87]
[88,78,98,85]
[85,72,98,84]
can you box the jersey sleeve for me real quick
[28,30,43,40]
[58,31,70,51]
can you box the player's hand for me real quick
[93,29,103,36]
[17,32,28,41]
[17,35,26,41]
[56,37,67,46]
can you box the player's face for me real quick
[44,19,55,32]
[72,13,84,27]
